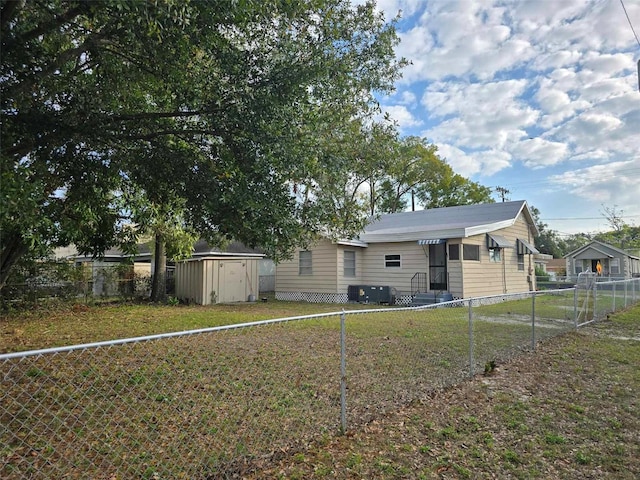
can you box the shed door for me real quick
[220,261,245,302]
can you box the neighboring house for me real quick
[534,253,553,274]
[545,258,567,277]
[275,200,539,304]
[72,247,153,297]
[564,240,640,279]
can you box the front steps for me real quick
[411,291,453,306]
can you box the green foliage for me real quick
[535,265,550,281]
[375,137,493,214]
[1,0,405,286]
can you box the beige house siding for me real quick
[274,209,539,301]
[360,242,428,294]
[275,239,339,293]
[336,245,364,293]
[461,214,536,298]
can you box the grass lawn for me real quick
[0,297,377,353]
[258,305,640,479]
[1,299,638,478]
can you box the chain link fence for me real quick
[2,280,639,478]
[1,262,158,307]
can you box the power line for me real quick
[489,167,640,191]
[620,0,640,48]
[542,214,640,221]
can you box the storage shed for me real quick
[175,255,262,305]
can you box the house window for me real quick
[344,250,356,277]
[448,244,460,260]
[463,244,480,261]
[610,258,620,275]
[489,248,501,263]
[517,253,525,271]
[299,250,312,275]
[385,254,401,268]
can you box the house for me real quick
[564,240,640,279]
[275,200,539,304]
[72,246,153,297]
[544,258,567,277]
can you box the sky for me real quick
[371,0,640,237]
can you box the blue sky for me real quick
[371,0,640,236]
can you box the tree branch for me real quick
[18,3,88,43]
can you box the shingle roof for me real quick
[359,200,536,243]
[564,240,640,260]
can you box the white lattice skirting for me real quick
[275,291,349,303]
[275,291,414,306]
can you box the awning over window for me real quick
[517,238,539,255]
[486,233,514,249]
[418,239,446,245]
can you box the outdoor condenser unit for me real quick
[348,285,395,304]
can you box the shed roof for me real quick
[359,200,537,243]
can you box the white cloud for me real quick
[509,137,569,169]
[422,79,538,150]
[436,143,512,177]
[381,104,423,129]
[581,52,635,76]
[398,90,417,105]
[548,157,640,210]
[376,0,640,227]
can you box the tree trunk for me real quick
[0,233,28,292]
[150,232,167,303]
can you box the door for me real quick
[220,261,246,302]
[429,244,447,291]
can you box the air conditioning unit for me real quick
[348,285,395,304]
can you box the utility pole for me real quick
[495,186,510,202]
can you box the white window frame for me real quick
[517,253,525,271]
[344,250,356,277]
[299,250,312,275]
[384,254,401,268]
[610,258,620,275]
[489,248,502,263]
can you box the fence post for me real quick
[340,310,347,434]
[531,292,536,350]
[593,279,598,321]
[624,280,628,308]
[573,287,578,329]
[468,299,474,377]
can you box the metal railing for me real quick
[2,279,639,478]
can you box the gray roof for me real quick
[359,200,536,243]
[72,240,264,261]
[564,240,640,260]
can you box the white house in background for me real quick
[564,240,640,279]
[275,200,539,304]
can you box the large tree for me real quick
[375,137,493,214]
[1,0,404,289]
[530,206,568,258]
